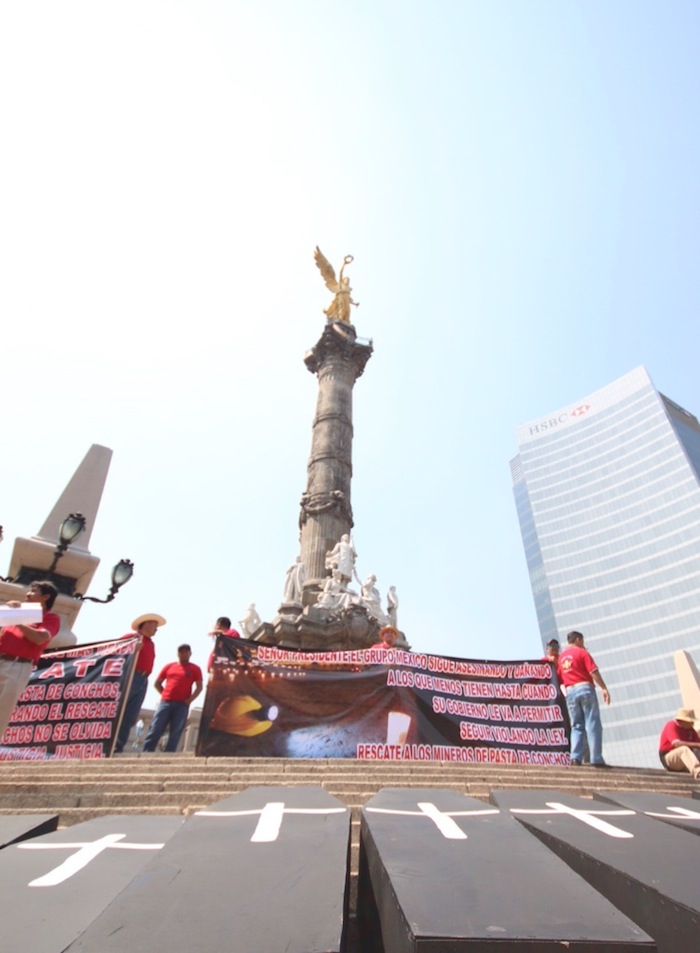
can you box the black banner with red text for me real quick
[197,639,570,762]
[0,637,139,760]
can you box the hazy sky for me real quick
[2,1,699,706]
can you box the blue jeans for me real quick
[566,683,604,764]
[143,700,189,752]
[115,671,148,753]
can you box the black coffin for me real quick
[0,812,58,849]
[358,786,654,953]
[593,789,700,837]
[491,788,700,953]
[64,785,351,953]
[1,813,184,953]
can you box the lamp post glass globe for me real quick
[59,513,86,548]
[111,559,134,591]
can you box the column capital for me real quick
[304,322,373,380]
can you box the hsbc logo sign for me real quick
[528,403,591,437]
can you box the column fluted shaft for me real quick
[299,323,372,587]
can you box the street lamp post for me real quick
[46,513,87,575]
[75,559,134,603]
[1,514,133,604]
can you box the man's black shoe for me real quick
[570,759,582,766]
[591,762,612,768]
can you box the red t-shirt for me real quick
[121,632,156,675]
[557,644,598,688]
[207,630,241,672]
[0,610,61,663]
[371,643,396,656]
[157,661,203,702]
[659,719,700,755]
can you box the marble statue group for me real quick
[282,538,398,629]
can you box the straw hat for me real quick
[675,707,696,724]
[131,613,167,631]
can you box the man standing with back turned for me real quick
[558,630,611,767]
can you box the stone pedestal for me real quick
[263,602,408,652]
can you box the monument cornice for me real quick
[304,322,373,380]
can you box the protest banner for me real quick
[0,637,139,761]
[197,638,570,762]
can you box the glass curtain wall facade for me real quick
[511,367,700,768]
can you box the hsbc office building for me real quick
[511,366,700,767]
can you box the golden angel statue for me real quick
[314,246,359,324]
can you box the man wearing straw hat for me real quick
[114,612,166,753]
[658,708,700,779]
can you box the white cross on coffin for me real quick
[365,802,499,839]
[195,801,348,842]
[17,833,166,886]
[644,805,700,821]
[509,801,636,838]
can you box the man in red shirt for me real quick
[658,708,700,778]
[557,630,611,767]
[143,644,203,753]
[0,580,60,738]
[372,626,398,651]
[207,615,240,673]
[114,612,166,753]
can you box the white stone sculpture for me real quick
[387,586,399,628]
[240,602,262,637]
[283,556,307,604]
[360,574,386,623]
[325,534,357,585]
[317,573,343,611]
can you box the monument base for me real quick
[252,603,408,652]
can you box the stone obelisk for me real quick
[0,444,113,647]
[298,320,372,594]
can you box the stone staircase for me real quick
[0,754,695,825]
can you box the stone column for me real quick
[299,322,372,595]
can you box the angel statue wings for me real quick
[314,246,359,325]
